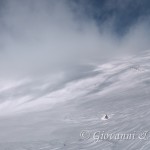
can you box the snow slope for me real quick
[0,51,150,149]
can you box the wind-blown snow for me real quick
[0,51,150,149]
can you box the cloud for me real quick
[0,0,150,115]
[0,0,150,77]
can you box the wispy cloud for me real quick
[0,0,150,115]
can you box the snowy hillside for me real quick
[0,51,150,149]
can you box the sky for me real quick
[0,0,150,76]
[0,0,150,115]
[73,0,150,34]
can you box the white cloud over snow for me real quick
[0,0,150,115]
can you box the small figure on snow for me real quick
[104,114,109,119]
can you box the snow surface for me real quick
[0,51,150,149]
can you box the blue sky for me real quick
[71,0,150,34]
